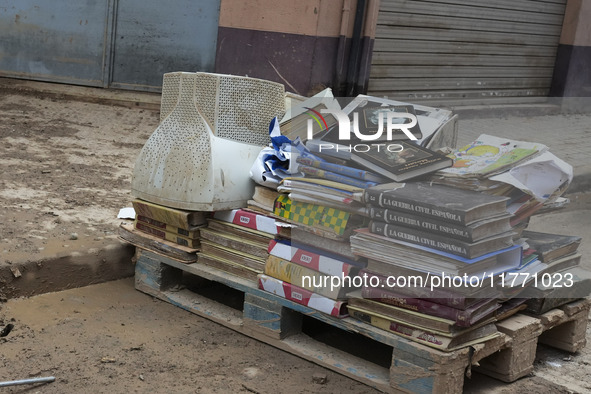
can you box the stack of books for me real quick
[131,198,206,248]
[260,239,365,318]
[117,199,208,262]
[429,134,573,233]
[247,186,368,317]
[347,182,538,351]
[520,230,590,314]
[365,182,514,260]
[197,209,288,282]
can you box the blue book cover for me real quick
[296,156,385,183]
[298,165,378,189]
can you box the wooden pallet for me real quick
[134,250,590,394]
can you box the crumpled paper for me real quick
[249,117,312,189]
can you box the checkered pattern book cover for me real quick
[273,195,350,236]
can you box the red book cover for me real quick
[258,274,348,318]
[361,286,500,327]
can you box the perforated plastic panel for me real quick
[160,73,181,122]
[132,72,286,211]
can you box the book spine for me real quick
[299,166,377,189]
[214,209,280,235]
[136,215,201,238]
[132,199,202,229]
[368,207,475,242]
[364,189,466,224]
[296,156,382,183]
[134,221,200,248]
[369,221,471,258]
[258,274,348,318]
[273,195,350,238]
[263,255,350,299]
[348,308,451,350]
[361,287,472,326]
[267,240,356,276]
[360,270,471,309]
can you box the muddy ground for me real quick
[0,84,159,299]
[0,86,157,263]
[0,82,590,393]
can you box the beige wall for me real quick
[560,0,591,46]
[218,0,359,37]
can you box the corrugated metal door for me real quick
[0,0,112,87]
[109,0,220,91]
[368,0,568,105]
[0,0,220,91]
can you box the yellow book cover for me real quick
[136,215,202,238]
[263,255,354,300]
[132,199,207,229]
[134,220,200,248]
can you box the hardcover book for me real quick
[206,219,277,243]
[298,165,378,188]
[348,294,491,333]
[273,194,352,238]
[524,267,591,314]
[132,199,207,229]
[347,305,498,351]
[358,104,423,140]
[365,182,509,225]
[359,269,499,310]
[359,287,500,327]
[351,228,522,277]
[306,140,452,182]
[295,156,386,183]
[521,230,582,263]
[198,253,261,282]
[134,220,201,248]
[367,207,511,243]
[118,223,197,263]
[290,227,360,261]
[200,240,266,271]
[267,239,363,277]
[280,177,365,202]
[251,186,281,213]
[136,215,202,238]
[263,255,358,300]
[258,274,349,318]
[368,220,514,259]
[214,209,287,236]
[199,228,270,259]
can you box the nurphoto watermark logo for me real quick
[305,102,418,154]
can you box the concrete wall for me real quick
[214,0,378,97]
[551,0,591,97]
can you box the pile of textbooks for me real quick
[118,199,207,263]
[348,182,525,350]
[196,209,287,281]
[120,87,590,353]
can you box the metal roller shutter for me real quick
[368,0,568,105]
